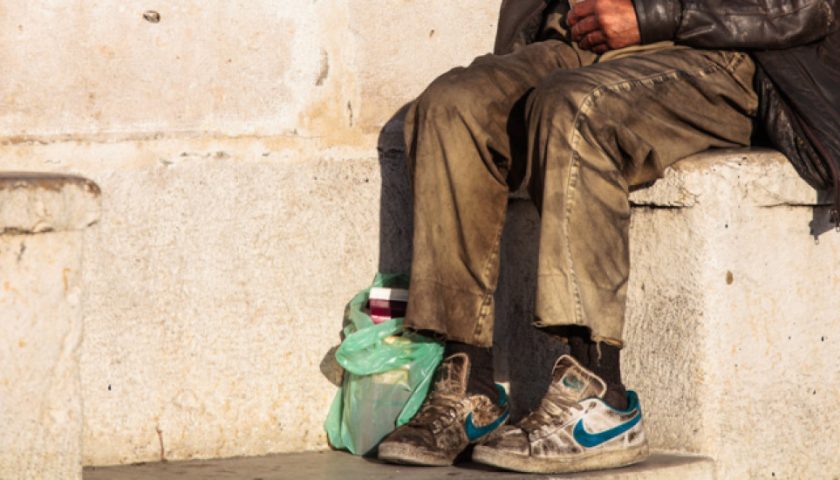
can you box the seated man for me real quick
[378,0,839,474]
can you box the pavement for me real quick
[84,451,714,480]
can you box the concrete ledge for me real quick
[3,142,404,466]
[496,149,839,479]
[0,172,102,480]
[0,172,101,234]
[629,148,826,208]
[513,148,824,208]
[83,451,715,480]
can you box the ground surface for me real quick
[84,451,714,480]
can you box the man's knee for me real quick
[524,68,646,194]
[526,69,608,128]
[414,63,496,121]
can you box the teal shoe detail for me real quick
[465,384,510,441]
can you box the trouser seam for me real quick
[723,53,757,110]
[472,197,508,342]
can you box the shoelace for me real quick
[519,381,583,433]
[409,389,466,433]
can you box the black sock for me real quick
[444,341,499,403]
[567,335,628,410]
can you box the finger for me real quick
[592,43,609,54]
[579,30,607,50]
[571,15,600,41]
[567,0,596,26]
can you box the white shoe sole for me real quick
[472,441,650,474]
[377,442,455,467]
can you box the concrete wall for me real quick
[0,0,500,467]
[1,1,498,140]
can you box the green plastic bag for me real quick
[324,273,444,455]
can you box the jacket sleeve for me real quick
[633,0,839,49]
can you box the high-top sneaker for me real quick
[377,353,509,466]
[472,354,648,473]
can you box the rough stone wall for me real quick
[0,232,85,479]
[623,152,840,479]
[0,0,500,466]
[1,1,498,140]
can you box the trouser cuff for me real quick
[403,279,494,347]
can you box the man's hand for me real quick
[567,0,641,54]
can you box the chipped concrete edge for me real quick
[629,149,824,209]
[0,172,102,235]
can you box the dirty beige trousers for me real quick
[403,39,757,347]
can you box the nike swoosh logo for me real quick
[464,409,510,442]
[573,410,641,448]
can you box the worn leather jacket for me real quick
[494,0,840,224]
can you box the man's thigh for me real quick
[405,40,585,182]
[527,46,758,187]
[421,39,583,110]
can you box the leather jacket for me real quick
[494,0,840,225]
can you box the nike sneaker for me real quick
[377,353,510,466]
[472,354,648,473]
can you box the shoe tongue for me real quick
[551,355,607,401]
[434,353,470,395]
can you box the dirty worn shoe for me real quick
[472,355,648,473]
[377,353,509,466]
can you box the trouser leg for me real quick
[527,48,758,345]
[403,40,583,347]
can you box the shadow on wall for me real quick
[811,190,837,238]
[376,104,414,275]
[374,105,566,421]
[317,106,416,395]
